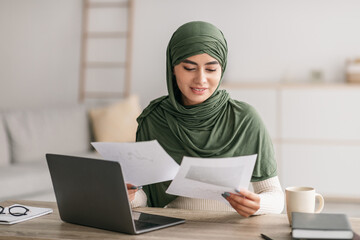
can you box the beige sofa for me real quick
[0,96,141,201]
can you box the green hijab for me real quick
[136,21,277,207]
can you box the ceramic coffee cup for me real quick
[285,186,324,225]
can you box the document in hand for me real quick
[166,155,257,203]
[292,212,354,239]
[0,205,53,225]
[91,140,180,186]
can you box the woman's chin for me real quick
[183,95,210,106]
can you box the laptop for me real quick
[46,154,185,234]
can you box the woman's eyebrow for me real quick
[182,59,219,65]
[182,59,197,65]
[205,61,219,65]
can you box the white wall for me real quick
[1,0,360,110]
[131,0,360,107]
[0,0,82,109]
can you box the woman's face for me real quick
[173,53,222,106]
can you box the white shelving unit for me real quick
[223,82,360,201]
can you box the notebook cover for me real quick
[292,212,352,231]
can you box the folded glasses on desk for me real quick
[0,205,29,216]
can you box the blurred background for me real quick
[1,0,360,215]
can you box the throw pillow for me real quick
[89,95,142,142]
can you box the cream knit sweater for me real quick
[131,176,284,215]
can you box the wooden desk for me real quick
[1,200,360,240]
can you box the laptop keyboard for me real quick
[134,220,160,230]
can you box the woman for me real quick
[128,21,284,217]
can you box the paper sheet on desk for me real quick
[91,140,179,186]
[166,155,257,203]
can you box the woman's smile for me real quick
[190,87,208,94]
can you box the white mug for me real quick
[285,186,324,225]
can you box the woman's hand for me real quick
[222,189,260,217]
[126,183,141,202]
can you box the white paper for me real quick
[0,205,53,225]
[166,154,257,203]
[91,140,179,186]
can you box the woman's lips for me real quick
[191,87,207,95]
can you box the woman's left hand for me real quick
[222,189,260,217]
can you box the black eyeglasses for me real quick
[0,205,30,217]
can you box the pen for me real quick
[260,233,273,240]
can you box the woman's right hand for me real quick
[126,183,139,202]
